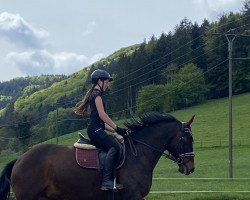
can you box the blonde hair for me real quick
[74,85,95,115]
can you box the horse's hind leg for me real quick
[13,188,46,200]
[11,169,47,200]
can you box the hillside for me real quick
[0,75,66,112]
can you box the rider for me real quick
[74,69,127,190]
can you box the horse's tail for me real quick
[0,160,17,200]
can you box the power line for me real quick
[58,49,229,123]
[135,59,229,109]
[67,58,228,120]
[50,17,250,107]
[110,15,250,87]
[107,42,228,97]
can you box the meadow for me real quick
[1,92,250,199]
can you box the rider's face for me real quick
[98,79,109,91]
[103,80,109,91]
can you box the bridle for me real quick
[126,122,195,166]
[170,123,195,165]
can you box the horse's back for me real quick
[11,144,75,200]
[11,144,106,200]
[13,144,74,173]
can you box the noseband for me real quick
[126,122,195,165]
[171,123,195,165]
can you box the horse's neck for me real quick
[125,123,176,172]
[125,130,166,173]
[136,143,162,171]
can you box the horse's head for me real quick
[125,112,195,175]
[166,115,195,175]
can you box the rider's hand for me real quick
[113,133,124,143]
[116,126,127,136]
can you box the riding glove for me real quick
[116,126,127,136]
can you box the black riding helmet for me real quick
[91,69,113,84]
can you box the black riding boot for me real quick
[101,147,123,190]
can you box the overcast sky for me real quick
[0,0,245,82]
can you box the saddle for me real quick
[74,132,125,170]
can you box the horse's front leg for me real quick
[129,195,144,200]
[121,192,144,200]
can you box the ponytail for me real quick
[74,85,95,116]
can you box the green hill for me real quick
[0,75,66,110]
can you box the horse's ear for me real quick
[186,115,195,126]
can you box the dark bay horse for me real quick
[0,112,195,200]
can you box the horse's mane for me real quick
[124,112,178,133]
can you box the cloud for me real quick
[0,12,49,49]
[83,21,97,36]
[191,0,242,19]
[6,50,104,76]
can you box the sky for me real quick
[0,0,246,82]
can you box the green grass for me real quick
[0,153,19,171]
[1,92,250,199]
[146,146,250,199]
[147,193,249,200]
[172,93,250,146]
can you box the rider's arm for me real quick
[95,96,117,131]
[105,123,116,133]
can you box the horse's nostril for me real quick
[190,167,195,173]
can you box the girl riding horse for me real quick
[74,69,127,190]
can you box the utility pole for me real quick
[130,86,133,116]
[211,29,250,178]
[128,85,133,116]
[225,33,235,178]
[56,107,59,144]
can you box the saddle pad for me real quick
[74,142,97,150]
[76,148,99,169]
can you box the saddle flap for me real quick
[76,148,98,169]
[75,142,126,170]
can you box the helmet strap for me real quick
[97,80,104,94]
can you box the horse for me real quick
[0,112,195,200]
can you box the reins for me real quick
[126,135,178,163]
[125,123,195,165]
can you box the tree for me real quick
[171,63,209,109]
[171,18,193,66]
[191,22,207,71]
[136,84,166,115]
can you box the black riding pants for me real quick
[87,123,120,159]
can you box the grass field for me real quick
[146,146,250,200]
[1,92,250,199]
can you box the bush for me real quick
[136,84,166,115]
